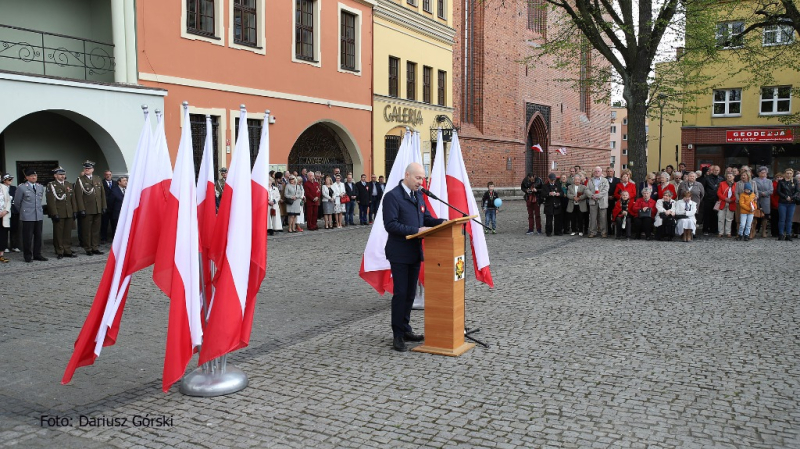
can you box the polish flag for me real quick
[359,130,420,294]
[196,116,216,304]
[557,147,567,155]
[63,108,173,385]
[446,131,494,287]
[427,129,449,220]
[152,104,203,392]
[242,110,271,348]
[199,107,252,364]
[532,144,544,153]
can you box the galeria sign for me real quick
[384,105,424,126]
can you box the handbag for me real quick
[341,195,350,204]
[753,209,764,218]
[713,200,722,211]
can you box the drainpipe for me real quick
[370,8,375,177]
[111,0,127,83]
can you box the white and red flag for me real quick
[557,147,567,156]
[152,104,203,392]
[196,116,217,303]
[359,129,420,294]
[242,110,271,348]
[199,107,253,364]
[63,108,173,385]
[446,131,494,287]
[427,129,449,220]
[532,143,544,153]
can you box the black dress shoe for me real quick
[403,332,424,342]
[93,250,105,255]
[86,251,94,256]
[57,255,63,259]
[393,336,408,352]
[68,253,78,258]
[34,256,49,261]
[24,259,32,263]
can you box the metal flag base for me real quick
[179,355,248,397]
[412,283,424,310]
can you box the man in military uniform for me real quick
[215,167,228,209]
[13,168,47,262]
[74,160,107,255]
[46,167,78,259]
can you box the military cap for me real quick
[82,160,96,168]
[23,168,37,176]
[52,166,66,174]
[219,167,228,173]
[1,173,13,181]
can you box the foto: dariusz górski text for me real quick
[40,414,174,427]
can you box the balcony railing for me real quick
[0,23,115,82]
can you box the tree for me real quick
[743,0,800,35]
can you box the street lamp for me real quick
[656,93,668,172]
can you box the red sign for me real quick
[726,129,793,143]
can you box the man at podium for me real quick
[383,162,445,352]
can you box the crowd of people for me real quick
[515,164,800,242]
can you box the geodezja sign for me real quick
[726,129,793,143]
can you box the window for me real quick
[189,114,219,180]
[423,0,431,13]
[610,141,616,149]
[763,24,794,46]
[713,88,742,116]
[437,0,446,19]
[233,0,257,46]
[526,0,546,36]
[407,62,417,100]
[611,111,617,119]
[389,57,399,97]
[622,164,628,170]
[610,125,616,134]
[622,118,628,125]
[622,149,628,155]
[341,11,356,71]
[187,0,216,36]
[437,70,446,105]
[295,0,315,61]
[423,66,432,103]
[610,156,616,165]
[407,0,417,6]
[716,21,744,49]
[760,86,792,115]
[623,134,627,141]
[235,117,263,168]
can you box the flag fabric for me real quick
[243,111,270,349]
[359,130,421,295]
[557,147,567,155]
[151,104,203,392]
[63,109,173,385]
[199,108,253,365]
[196,116,217,303]
[532,144,544,153]
[445,131,494,287]
[427,129,449,220]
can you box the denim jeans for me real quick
[484,209,496,230]
[738,213,753,236]
[778,202,796,236]
[345,201,355,224]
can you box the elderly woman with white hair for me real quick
[655,189,677,241]
[657,171,677,202]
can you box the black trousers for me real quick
[545,213,563,236]
[615,215,632,238]
[9,213,20,248]
[771,209,780,237]
[21,220,43,261]
[634,216,654,238]
[704,202,719,234]
[101,211,111,241]
[390,261,421,338]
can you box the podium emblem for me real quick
[454,255,465,281]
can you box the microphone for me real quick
[419,187,439,200]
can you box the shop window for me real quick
[760,86,792,115]
[713,88,742,116]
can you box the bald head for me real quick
[403,162,426,191]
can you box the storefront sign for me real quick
[726,129,793,143]
[383,105,424,126]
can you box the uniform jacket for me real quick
[541,181,563,215]
[75,175,107,214]
[13,182,44,221]
[717,181,738,211]
[586,177,610,208]
[566,183,587,213]
[45,180,77,218]
[382,181,444,265]
[215,179,226,198]
[355,181,371,205]
[614,182,637,201]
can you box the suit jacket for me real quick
[606,177,621,203]
[356,181,371,205]
[382,182,444,264]
[541,181,563,215]
[566,183,587,213]
[102,178,116,198]
[13,182,44,221]
[107,185,125,213]
[304,180,321,205]
[345,181,357,201]
[75,175,107,214]
[586,177,610,208]
[370,181,385,201]
[45,181,77,218]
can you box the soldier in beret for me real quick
[13,168,47,262]
[74,160,107,256]
[215,167,228,209]
[46,167,78,259]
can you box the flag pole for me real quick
[179,102,248,396]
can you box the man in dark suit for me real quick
[369,174,384,223]
[100,170,115,243]
[605,167,621,235]
[107,176,127,236]
[383,162,445,352]
[541,173,563,236]
[355,174,371,225]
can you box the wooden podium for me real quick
[406,216,477,356]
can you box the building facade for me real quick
[138,0,374,178]
[372,0,454,178]
[679,4,799,174]
[609,106,625,171]
[452,0,610,187]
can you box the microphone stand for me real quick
[420,189,489,349]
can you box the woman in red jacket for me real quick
[612,190,635,239]
[614,169,637,201]
[631,187,656,240]
[656,172,677,200]
[716,172,737,237]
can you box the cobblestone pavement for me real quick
[1,200,798,448]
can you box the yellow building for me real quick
[372,0,455,177]
[678,2,799,174]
